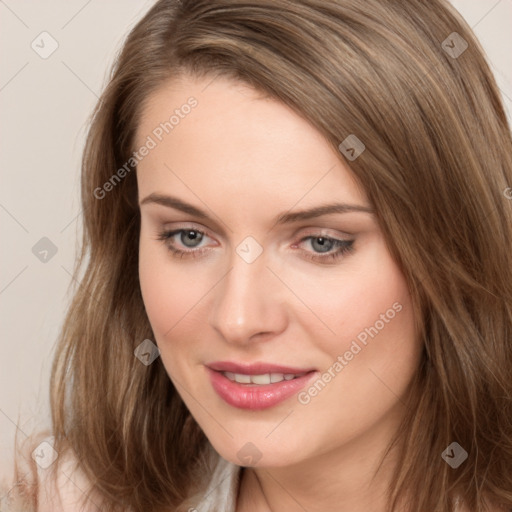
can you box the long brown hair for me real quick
[10,0,512,510]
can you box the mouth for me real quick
[220,371,307,385]
[206,361,318,410]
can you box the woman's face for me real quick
[136,74,422,468]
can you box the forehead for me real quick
[135,74,369,215]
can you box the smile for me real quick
[206,365,318,410]
[221,371,306,385]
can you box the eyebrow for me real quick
[139,193,375,224]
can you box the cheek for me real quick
[284,239,415,357]
[139,236,189,342]
[139,245,174,333]
[138,234,215,371]
[292,256,419,445]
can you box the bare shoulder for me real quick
[37,446,103,512]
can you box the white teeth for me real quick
[224,371,236,381]
[222,372,304,384]
[234,373,251,384]
[251,374,271,384]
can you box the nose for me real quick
[208,248,288,345]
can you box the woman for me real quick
[5,0,512,511]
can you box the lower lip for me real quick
[207,367,317,410]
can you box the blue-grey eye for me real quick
[181,230,204,247]
[310,237,335,253]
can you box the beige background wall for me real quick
[1,0,511,487]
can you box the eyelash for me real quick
[156,229,355,263]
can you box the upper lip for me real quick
[207,361,316,375]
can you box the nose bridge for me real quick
[209,248,286,343]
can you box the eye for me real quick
[155,228,354,263]
[296,235,355,263]
[156,228,214,258]
[309,237,336,253]
[177,230,204,248]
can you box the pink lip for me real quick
[206,362,318,410]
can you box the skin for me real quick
[136,74,423,512]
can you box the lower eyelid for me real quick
[303,240,354,260]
